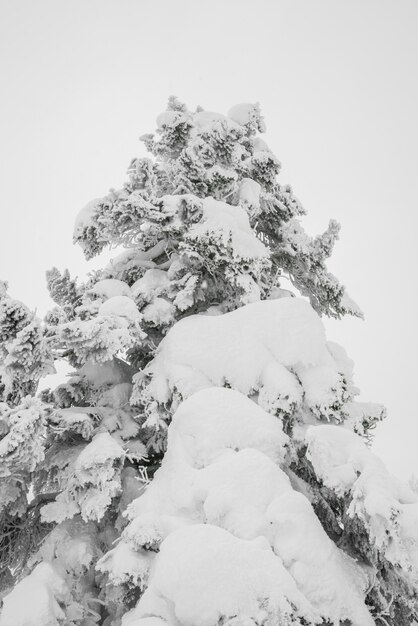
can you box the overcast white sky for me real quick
[1,0,417,478]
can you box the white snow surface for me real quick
[253,136,270,152]
[193,111,240,132]
[73,198,101,238]
[306,424,418,574]
[133,298,352,423]
[166,388,289,468]
[75,431,124,469]
[114,388,373,625]
[187,197,269,261]
[96,540,154,588]
[89,278,131,300]
[122,525,315,626]
[0,563,68,626]
[227,103,261,127]
[156,110,186,130]
[238,177,261,211]
[142,298,176,327]
[131,269,170,303]
[98,295,141,321]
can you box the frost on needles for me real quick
[0,98,417,626]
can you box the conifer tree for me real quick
[1,99,417,626]
[0,282,54,590]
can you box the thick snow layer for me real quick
[156,110,187,130]
[142,297,326,396]
[228,103,261,127]
[131,269,170,303]
[73,198,101,238]
[126,386,290,527]
[253,136,270,152]
[199,448,293,539]
[306,424,418,574]
[98,295,141,321]
[114,388,372,625]
[96,540,154,588]
[142,298,176,326]
[89,278,131,300]
[267,491,373,625]
[75,431,124,469]
[238,177,261,210]
[105,248,155,278]
[187,197,268,261]
[126,452,293,544]
[193,111,240,132]
[133,298,349,422]
[122,525,315,626]
[0,563,68,626]
[167,388,289,468]
[297,364,348,420]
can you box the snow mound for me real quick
[89,278,131,300]
[76,431,124,468]
[238,177,261,212]
[109,388,372,625]
[121,524,314,626]
[73,198,101,238]
[306,424,418,574]
[227,103,266,132]
[0,563,69,626]
[199,448,293,539]
[167,387,289,468]
[96,540,154,588]
[131,269,170,303]
[194,110,240,132]
[253,136,270,152]
[125,389,289,526]
[142,298,176,327]
[132,298,352,425]
[156,110,187,130]
[187,197,269,261]
[267,491,373,625]
[98,295,141,321]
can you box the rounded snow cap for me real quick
[227,103,266,133]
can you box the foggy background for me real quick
[0,0,417,478]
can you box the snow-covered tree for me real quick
[0,282,54,592]
[1,99,417,626]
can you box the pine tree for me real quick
[1,99,417,626]
[0,282,54,591]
